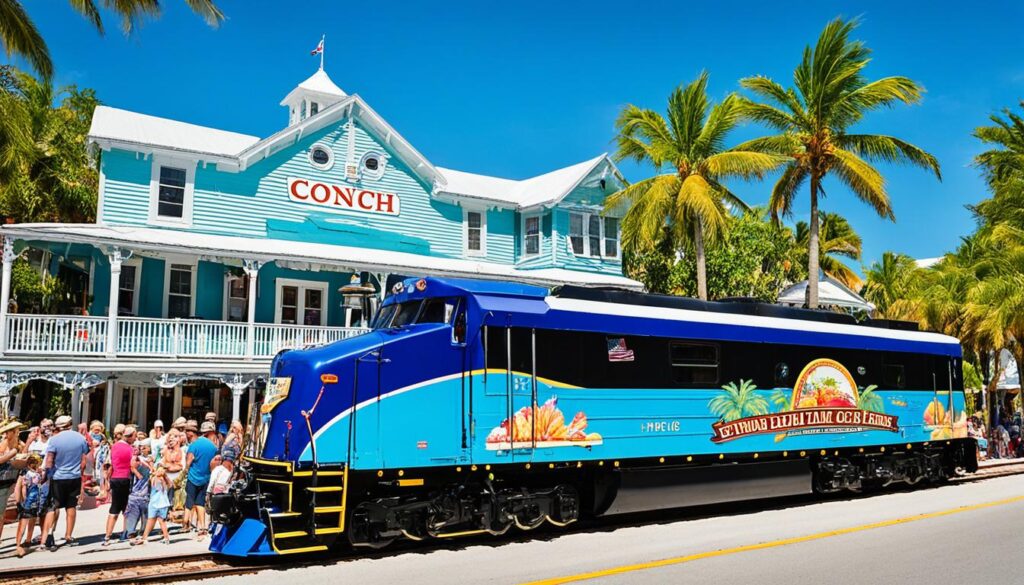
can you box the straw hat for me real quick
[0,418,26,434]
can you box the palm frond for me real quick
[831,147,894,220]
[767,163,807,221]
[0,0,53,79]
[703,150,789,181]
[837,134,941,179]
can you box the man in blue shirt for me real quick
[184,421,219,540]
[41,415,88,548]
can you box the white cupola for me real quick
[280,68,347,126]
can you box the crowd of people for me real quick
[0,413,245,557]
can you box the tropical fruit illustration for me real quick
[486,396,601,447]
[796,375,856,409]
[922,398,968,440]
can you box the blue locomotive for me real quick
[210,277,977,556]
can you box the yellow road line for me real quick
[523,494,1024,585]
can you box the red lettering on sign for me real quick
[357,190,375,210]
[377,192,395,214]
[287,178,399,216]
[332,185,354,207]
[289,179,309,200]
[310,182,331,203]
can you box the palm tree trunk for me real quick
[694,220,707,301]
[806,178,820,309]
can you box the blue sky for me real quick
[22,0,1024,271]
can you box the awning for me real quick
[777,274,876,312]
[0,223,643,290]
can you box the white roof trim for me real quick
[2,223,642,290]
[436,154,627,211]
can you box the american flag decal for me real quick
[607,337,634,362]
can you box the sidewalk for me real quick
[0,500,209,571]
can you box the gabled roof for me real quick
[436,154,626,210]
[89,106,260,160]
[279,69,347,106]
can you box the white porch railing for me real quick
[3,313,367,359]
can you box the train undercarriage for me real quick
[210,438,978,555]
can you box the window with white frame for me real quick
[226,274,249,322]
[464,209,486,256]
[310,101,319,116]
[167,263,193,318]
[117,263,140,316]
[149,158,195,225]
[276,279,328,326]
[568,213,585,255]
[156,166,186,218]
[568,212,619,258]
[604,217,619,258]
[523,215,540,256]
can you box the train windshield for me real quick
[372,297,460,329]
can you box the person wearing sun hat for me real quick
[0,418,27,545]
[183,420,218,540]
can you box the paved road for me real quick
[194,473,1024,585]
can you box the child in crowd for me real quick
[94,431,111,503]
[124,440,154,540]
[14,454,44,557]
[206,451,235,535]
[135,466,172,545]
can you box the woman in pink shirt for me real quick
[103,425,136,545]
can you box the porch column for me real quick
[82,387,92,424]
[71,382,82,426]
[105,247,124,356]
[172,383,183,420]
[104,377,116,429]
[243,260,263,359]
[136,386,147,429]
[227,374,249,424]
[0,237,15,354]
[211,386,221,420]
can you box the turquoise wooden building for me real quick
[0,66,638,429]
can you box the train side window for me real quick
[883,363,906,389]
[452,309,466,344]
[417,297,448,324]
[670,342,719,386]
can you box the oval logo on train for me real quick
[792,359,858,409]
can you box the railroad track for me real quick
[3,462,1021,585]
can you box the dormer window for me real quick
[301,99,307,120]
[309,143,334,170]
[310,101,319,115]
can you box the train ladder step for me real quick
[306,486,343,493]
[314,505,345,513]
[314,527,345,535]
[269,511,302,519]
[273,530,308,539]
[275,544,329,555]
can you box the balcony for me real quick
[3,313,368,359]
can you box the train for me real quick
[208,277,978,556]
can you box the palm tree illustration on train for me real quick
[709,379,769,422]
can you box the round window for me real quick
[359,151,386,180]
[308,144,334,170]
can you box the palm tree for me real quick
[856,385,884,413]
[0,68,99,223]
[710,379,768,422]
[974,101,1024,184]
[605,72,788,300]
[794,211,862,289]
[862,251,922,320]
[738,17,941,309]
[0,0,224,79]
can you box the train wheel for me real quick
[348,503,396,549]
